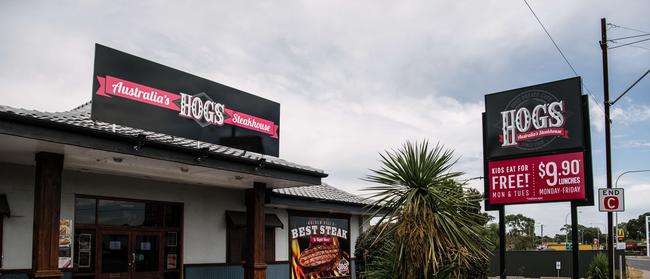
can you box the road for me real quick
[628,256,650,279]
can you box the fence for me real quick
[489,250,626,278]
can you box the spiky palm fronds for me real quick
[364,140,491,278]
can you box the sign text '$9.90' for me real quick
[489,152,585,204]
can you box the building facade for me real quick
[0,103,370,279]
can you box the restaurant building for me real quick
[0,45,370,279]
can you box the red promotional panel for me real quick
[488,151,585,205]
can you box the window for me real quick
[73,229,95,273]
[75,198,96,224]
[227,227,275,264]
[225,211,283,264]
[75,197,176,228]
[98,200,146,226]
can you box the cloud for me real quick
[612,104,650,124]
[0,0,648,236]
[588,97,606,132]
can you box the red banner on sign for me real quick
[96,75,181,111]
[95,75,279,138]
[488,151,585,205]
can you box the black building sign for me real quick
[91,44,280,156]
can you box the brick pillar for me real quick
[244,182,267,279]
[30,152,64,279]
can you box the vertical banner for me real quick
[289,216,351,278]
[58,219,72,268]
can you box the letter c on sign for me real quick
[605,196,618,209]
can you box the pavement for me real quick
[627,256,650,279]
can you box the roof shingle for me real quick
[0,102,324,175]
[273,183,371,206]
[0,103,371,205]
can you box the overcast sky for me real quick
[1,1,649,236]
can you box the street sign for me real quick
[616,242,626,250]
[598,188,624,212]
[556,261,561,270]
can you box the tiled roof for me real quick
[273,183,371,206]
[0,102,324,175]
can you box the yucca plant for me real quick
[364,140,492,278]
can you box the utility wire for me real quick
[609,37,650,49]
[522,0,578,77]
[610,69,650,105]
[521,0,605,115]
[629,45,650,51]
[608,33,650,42]
[607,23,650,35]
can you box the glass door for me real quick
[99,231,163,279]
[99,231,130,279]
[132,231,162,279]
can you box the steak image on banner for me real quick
[289,216,351,278]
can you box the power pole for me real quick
[599,17,615,279]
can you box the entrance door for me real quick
[132,231,162,279]
[99,231,130,279]
[99,231,163,279]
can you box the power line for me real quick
[522,0,578,77]
[609,37,650,49]
[608,33,650,42]
[521,0,605,115]
[629,45,650,51]
[607,23,650,35]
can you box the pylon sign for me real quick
[483,77,594,210]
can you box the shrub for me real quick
[586,253,608,279]
[354,223,396,279]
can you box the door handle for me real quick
[131,252,135,266]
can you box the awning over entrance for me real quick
[225,211,284,229]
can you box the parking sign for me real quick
[598,188,624,212]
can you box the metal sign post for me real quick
[646,216,650,257]
[570,202,579,279]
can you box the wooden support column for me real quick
[30,152,64,279]
[244,182,267,279]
